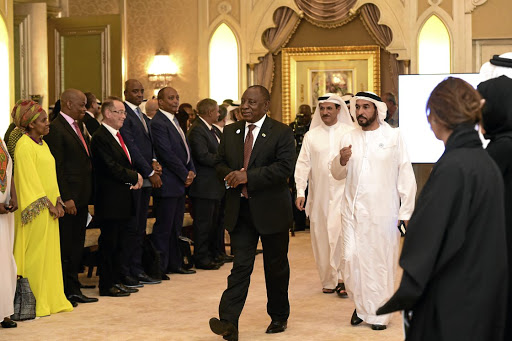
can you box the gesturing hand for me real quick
[339,145,352,166]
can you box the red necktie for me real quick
[241,124,255,198]
[73,121,89,156]
[116,132,131,164]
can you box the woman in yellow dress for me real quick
[11,100,73,317]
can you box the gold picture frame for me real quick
[281,46,381,124]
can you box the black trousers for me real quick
[98,218,133,291]
[214,196,227,256]
[59,206,88,297]
[219,199,290,326]
[191,197,221,266]
[151,195,185,272]
[121,187,151,277]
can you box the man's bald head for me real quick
[61,89,87,120]
[145,98,159,119]
[124,79,144,106]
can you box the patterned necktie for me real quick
[116,132,131,164]
[241,124,256,198]
[136,107,149,133]
[172,116,191,164]
[210,127,219,143]
[72,121,89,156]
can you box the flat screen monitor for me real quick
[398,73,484,163]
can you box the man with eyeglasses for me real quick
[91,98,143,297]
[119,79,163,288]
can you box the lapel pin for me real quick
[236,129,241,134]
[262,133,266,138]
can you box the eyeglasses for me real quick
[111,110,126,115]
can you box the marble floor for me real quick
[3,231,404,341]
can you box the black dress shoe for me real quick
[114,283,138,293]
[220,254,234,263]
[136,273,161,284]
[195,262,221,270]
[161,274,170,280]
[351,309,363,325]
[209,318,238,341]
[69,300,78,307]
[68,294,99,304]
[266,320,287,334]
[371,324,387,330]
[169,267,196,274]
[1,318,17,328]
[99,286,130,297]
[121,275,143,288]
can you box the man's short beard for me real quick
[357,110,378,127]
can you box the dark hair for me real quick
[426,77,482,129]
[179,103,193,112]
[197,98,218,115]
[247,85,270,101]
[384,92,397,105]
[218,105,227,121]
[84,92,97,109]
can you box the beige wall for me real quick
[125,0,200,105]
[69,0,119,16]
[472,0,512,39]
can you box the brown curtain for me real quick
[360,3,401,94]
[295,0,357,27]
[253,7,301,89]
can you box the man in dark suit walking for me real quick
[90,98,143,297]
[187,98,225,270]
[150,87,196,279]
[209,86,295,340]
[44,88,98,306]
[119,79,162,287]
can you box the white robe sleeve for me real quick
[294,132,311,198]
[330,136,348,180]
[396,130,417,220]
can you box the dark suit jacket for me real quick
[44,113,93,208]
[187,118,225,200]
[120,102,155,178]
[90,125,138,220]
[150,110,195,197]
[215,116,295,234]
[82,112,100,136]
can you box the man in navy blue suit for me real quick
[150,86,196,279]
[118,79,163,287]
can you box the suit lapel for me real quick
[101,125,131,164]
[58,114,89,156]
[125,103,150,139]
[161,110,187,152]
[234,121,245,169]
[248,116,272,168]
[197,118,218,146]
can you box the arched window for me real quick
[209,23,239,102]
[0,18,10,134]
[418,15,450,74]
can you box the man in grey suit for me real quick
[187,98,225,270]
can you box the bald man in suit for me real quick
[209,86,295,340]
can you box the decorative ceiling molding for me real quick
[465,0,487,14]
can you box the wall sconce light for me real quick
[148,49,179,89]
